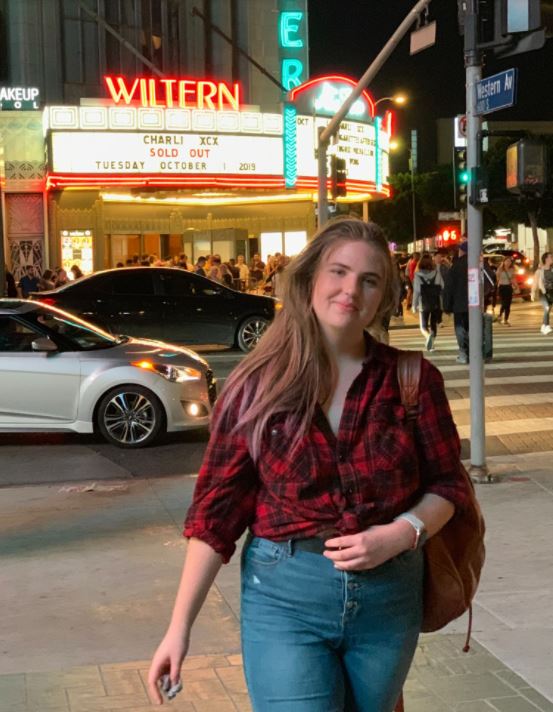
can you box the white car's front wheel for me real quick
[96,385,165,448]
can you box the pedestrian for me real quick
[147,217,473,711]
[405,251,420,309]
[54,267,69,287]
[412,252,444,351]
[18,266,40,298]
[496,256,517,326]
[482,257,497,316]
[70,264,83,280]
[4,266,17,297]
[194,256,207,277]
[534,251,553,335]
[443,241,469,364]
[37,269,56,291]
[236,254,250,291]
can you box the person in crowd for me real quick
[412,252,444,352]
[141,259,151,266]
[534,251,553,335]
[434,249,450,282]
[54,267,69,287]
[19,266,40,298]
[38,269,56,291]
[250,255,265,285]
[207,265,221,283]
[177,253,189,270]
[125,258,133,266]
[210,256,232,287]
[236,254,250,291]
[194,257,207,277]
[70,264,84,280]
[443,241,469,364]
[116,262,125,268]
[147,217,472,711]
[265,255,286,299]
[482,256,497,316]
[132,254,140,265]
[227,258,240,288]
[5,266,17,297]
[404,251,420,309]
[393,259,407,319]
[496,256,517,326]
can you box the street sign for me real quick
[474,68,517,116]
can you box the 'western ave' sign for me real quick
[475,69,517,116]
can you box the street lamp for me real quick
[374,94,408,111]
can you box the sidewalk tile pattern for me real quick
[2,635,552,712]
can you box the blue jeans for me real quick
[540,295,552,326]
[453,312,469,358]
[241,537,423,712]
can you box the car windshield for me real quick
[26,305,119,350]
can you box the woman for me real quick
[37,269,56,291]
[54,267,69,287]
[411,252,444,351]
[147,218,472,711]
[535,251,553,335]
[70,264,83,280]
[496,256,517,325]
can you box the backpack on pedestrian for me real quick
[419,274,441,311]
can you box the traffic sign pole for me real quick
[465,1,491,483]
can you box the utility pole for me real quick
[317,0,433,226]
[464,1,489,482]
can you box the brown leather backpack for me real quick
[397,351,486,634]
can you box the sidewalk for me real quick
[2,451,553,711]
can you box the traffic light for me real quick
[453,147,469,209]
[331,156,347,198]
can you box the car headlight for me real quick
[131,360,202,382]
[517,268,525,275]
[526,277,534,285]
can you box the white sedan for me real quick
[0,299,217,447]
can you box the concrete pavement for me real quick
[2,449,553,711]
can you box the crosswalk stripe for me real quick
[457,417,553,439]
[448,392,553,411]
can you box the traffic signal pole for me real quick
[316,0,433,226]
[464,2,490,482]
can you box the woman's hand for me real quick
[147,630,190,705]
[323,522,414,571]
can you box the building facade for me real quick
[1,0,392,282]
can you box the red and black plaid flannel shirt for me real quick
[184,338,470,563]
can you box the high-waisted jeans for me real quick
[240,536,423,712]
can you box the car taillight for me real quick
[40,297,58,306]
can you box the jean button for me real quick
[346,600,355,609]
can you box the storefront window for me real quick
[284,230,307,256]
[260,232,283,263]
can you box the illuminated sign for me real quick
[104,76,241,110]
[50,131,283,176]
[0,86,40,110]
[278,0,309,91]
[61,230,93,275]
[289,75,375,120]
[294,115,390,188]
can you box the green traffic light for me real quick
[459,170,470,184]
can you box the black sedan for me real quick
[32,267,279,351]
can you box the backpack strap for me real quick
[397,351,423,421]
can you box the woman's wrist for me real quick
[389,518,417,553]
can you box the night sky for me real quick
[308,1,553,169]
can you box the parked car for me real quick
[484,252,533,301]
[31,267,279,352]
[0,299,217,448]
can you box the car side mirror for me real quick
[32,336,58,352]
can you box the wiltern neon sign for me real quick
[104,76,241,111]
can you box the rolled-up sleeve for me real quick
[415,359,471,510]
[184,394,258,563]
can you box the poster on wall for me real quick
[61,230,93,276]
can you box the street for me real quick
[2,301,552,487]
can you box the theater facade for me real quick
[4,73,393,277]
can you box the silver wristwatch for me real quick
[394,512,428,550]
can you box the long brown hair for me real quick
[218,218,397,461]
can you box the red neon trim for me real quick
[46,173,286,190]
[384,110,394,137]
[289,74,375,118]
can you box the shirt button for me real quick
[347,601,355,609]
[338,453,346,463]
